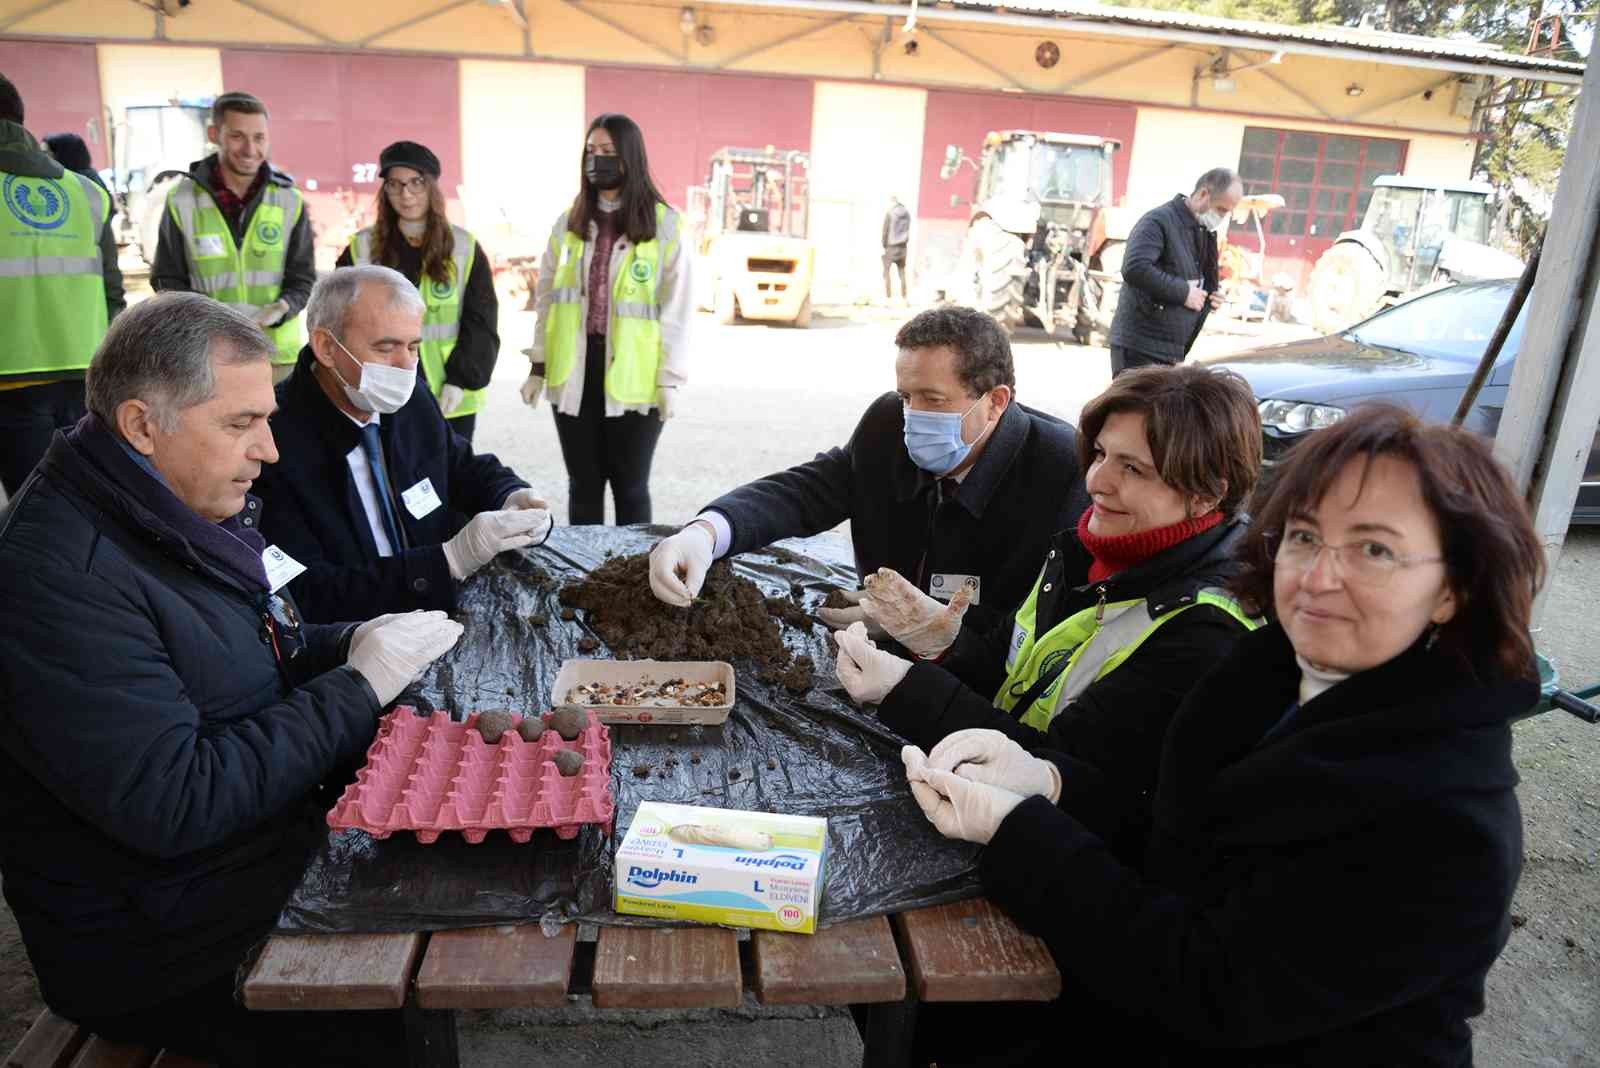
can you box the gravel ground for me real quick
[1,307,1595,1065]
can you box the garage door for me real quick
[0,41,107,168]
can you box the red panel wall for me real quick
[918,89,1137,221]
[583,68,814,210]
[0,41,108,168]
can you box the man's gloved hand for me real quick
[443,508,551,580]
[656,386,678,423]
[833,621,912,706]
[926,728,1062,802]
[860,567,971,659]
[500,488,554,546]
[649,522,714,607]
[903,746,1026,845]
[815,589,888,641]
[253,299,291,328]
[439,384,466,416]
[520,374,545,409]
[347,610,464,706]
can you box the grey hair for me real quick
[1194,167,1240,197]
[85,293,274,432]
[306,265,426,339]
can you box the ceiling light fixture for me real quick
[1346,83,1365,97]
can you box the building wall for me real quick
[0,40,105,165]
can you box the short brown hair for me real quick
[1232,403,1545,681]
[895,307,1015,398]
[1077,364,1261,516]
[211,91,268,127]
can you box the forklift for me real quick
[688,146,815,326]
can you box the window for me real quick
[1236,128,1407,240]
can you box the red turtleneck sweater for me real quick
[1076,507,1224,585]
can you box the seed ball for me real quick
[515,717,544,743]
[474,709,517,744]
[548,704,587,741]
[559,607,577,622]
[576,636,599,653]
[552,749,585,777]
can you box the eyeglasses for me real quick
[1266,528,1443,588]
[384,176,428,195]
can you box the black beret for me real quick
[379,141,441,180]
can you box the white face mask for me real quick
[1201,207,1230,233]
[328,334,416,415]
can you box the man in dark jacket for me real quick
[882,194,912,301]
[648,306,1090,636]
[150,91,315,380]
[1108,167,1242,375]
[256,265,550,623]
[0,293,461,1062]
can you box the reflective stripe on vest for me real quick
[997,581,1260,732]
[352,224,480,418]
[543,202,677,406]
[167,177,305,363]
[0,169,111,379]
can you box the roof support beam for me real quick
[1059,42,1179,94]
[715,12,853,70]
[358,0,479,46]
[1345,72,1459,119]
[919,24,1028,91]
[559,0,683,64]
[0,0,68,32]
[1256,65,1334,120]
[231,0,340,45]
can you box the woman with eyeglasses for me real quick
[836,364,1263,866]
[522,113,690,525]
[336,141,498,442]
[900,402,1543,1066]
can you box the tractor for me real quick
[105,102,210,266]
[940,131,1128,341]
[1307,176,1524,333]
[688,146,815,327]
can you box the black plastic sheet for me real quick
[277,525,981,933]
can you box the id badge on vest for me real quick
[1006,621,1027,671]
[929,573,980,605]
[402,477,444,520]
[262,545,307,593]
[196,234,227,258]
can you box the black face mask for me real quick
[585,154,626,191]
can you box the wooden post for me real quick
[1491,45,1600,623]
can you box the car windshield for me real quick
[1345,282,1526,362]
[989,141,1103,203]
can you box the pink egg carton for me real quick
[326,707,614,844]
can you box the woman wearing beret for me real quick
[336,140,499,443]
[523,113,690,525]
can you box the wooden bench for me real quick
[4,1009,214,1068]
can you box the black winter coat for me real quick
[1109,194,1219,361]
[705,393,1090,636]
[880,517,1251,864]
[254,348,528,622]
[981,623,1528,1066]
[0,431,380,1020]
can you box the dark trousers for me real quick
[445,413,476,444]
[884,245,909,299]
[1109,345,1177,378]
[0,379,86,497]
[68,971,408,1068]
[551,334,664,525]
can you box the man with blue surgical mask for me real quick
[648,306,1089,639]
[255,265,551,622]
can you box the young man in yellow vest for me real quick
[0,71,125,497]
[151,91,313,382]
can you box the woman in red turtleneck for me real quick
[849,363,1264,866]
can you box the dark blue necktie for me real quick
[359,423,403,551]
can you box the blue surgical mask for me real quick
[902,393,991,475]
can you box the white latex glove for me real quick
[926,728,1062,802]
[253,299,290,327]
[860,567,971,659]
[649,522,714,608]
[656,386,678,423]
[443,508,551,580]
[520,373,545,409]
[833,621,912,706]
[439,384,465,416]
[816,589,889,641]
[347,610,464,706]
[903,747,1026,846]
[499,487,554,547]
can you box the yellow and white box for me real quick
[614,802,828,934]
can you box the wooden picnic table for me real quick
[242,898,1061,1068]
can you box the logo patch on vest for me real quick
[3,175,70,231]
[256,221,283,245]
[628,259,653,284]
[430,278,454,301]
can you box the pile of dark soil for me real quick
[559,554,815,690]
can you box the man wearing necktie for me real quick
[256,265,550,622]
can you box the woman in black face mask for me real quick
[523,113,692,525]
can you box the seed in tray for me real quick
[560,607,577,621]
[516,717,544,743]
[577,637,599,653]
[474,709,517,744]
[548,704,587,741]
[553,749,584,777]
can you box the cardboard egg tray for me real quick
[326,707,614,844]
